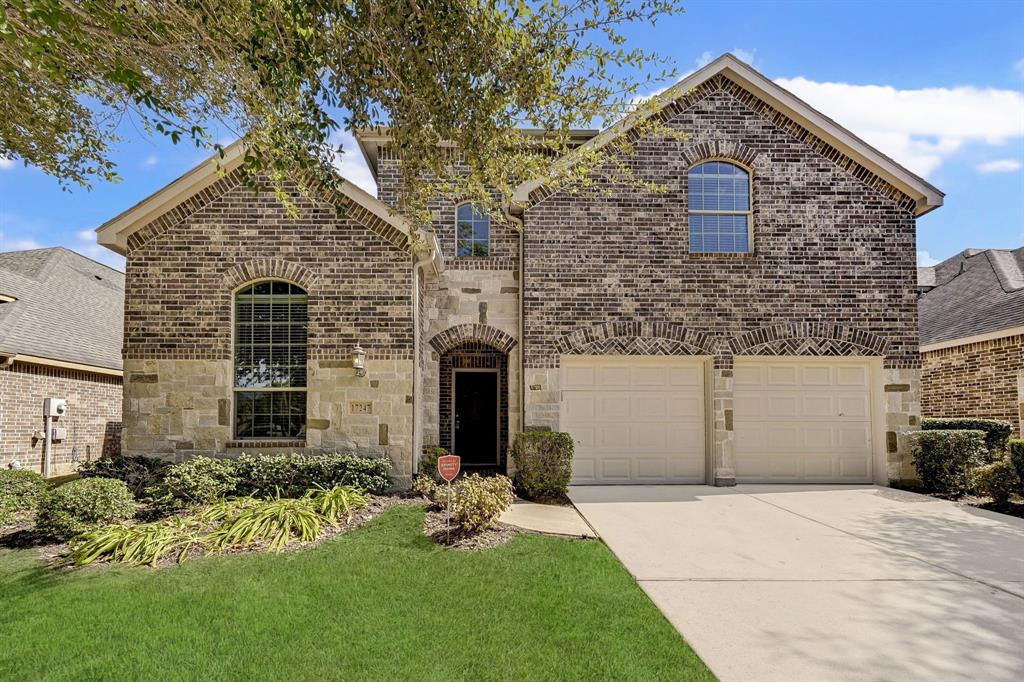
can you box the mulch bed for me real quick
[422,508,519,550]
[955,494,1024,519]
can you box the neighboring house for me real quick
[97,54,943,487]
[0,247,124,475]
[918,247,1024,435]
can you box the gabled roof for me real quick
[96,140,424,256]
[918,247,1024,347]
[0,248,124,371]
[512,53,944,217]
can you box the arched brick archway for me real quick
[429,323,517,355]
[221,258,318,292]
[728,323,890,357]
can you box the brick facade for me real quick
[521,79,921,482]
[922,334,1024,436]
[0,361,122,475]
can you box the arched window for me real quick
[688,161,752,253]
[456,203,490,257]
[234,281,308,439]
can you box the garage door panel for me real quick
[735,359,874,484]
[562,357,706,484]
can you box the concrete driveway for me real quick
[570,485,1024,682]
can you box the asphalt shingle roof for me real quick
[0,247,124,370]
[918,247,1024,346]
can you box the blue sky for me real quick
[1,0,1022,270]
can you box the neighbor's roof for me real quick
[918,247,1024,347]
[96,139,422,256]
[0,247,124,371]
[511,53,944,217]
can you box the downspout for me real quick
[43,413,53,478]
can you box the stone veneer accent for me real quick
[1,361,121,475]
[522,76,921,483]
[922,334,1023,436]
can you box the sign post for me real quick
[437,455,461,542]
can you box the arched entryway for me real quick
[438,341,510,472]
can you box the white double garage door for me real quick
[561,356,879,484]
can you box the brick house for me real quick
[0,248,124,476]
[919,247,1023,435]
[97,54,942,487]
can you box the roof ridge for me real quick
[986,249,1024,293]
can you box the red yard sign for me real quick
[437,455,461,482]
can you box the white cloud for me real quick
[917,250,940,267]
[328,129,377,195]
[1015,58,1024,77]
[976,158,1022,174]
[0,157,14,170]
[140,154,158,169]
[73,228,124,270]
[695,48,757,70]
[773,77,1024,177]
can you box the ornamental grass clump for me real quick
[307,485,369,524]
[69,516,206,567]
[207,496,325,552]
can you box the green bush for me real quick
[911,430,988,495]
[969,457,1021,504]
[146,456,239,508]
[78,455,168,498]
[435,474,514,533]
[0,469,47,515]
[1009,439,1024,488]
[921,418,1013,455]
[511,432,574,499]
[418,447,448,481]
[36,478,137,540]
[233,453,391,497]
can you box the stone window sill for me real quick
[226,439,306,450]
[688,252,757,258]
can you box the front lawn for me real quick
[0,505,713,681]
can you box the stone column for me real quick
[883,366,922,482]
[711,355,736,486]
[1017,369,1024,437]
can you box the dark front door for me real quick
[453,370,499,465]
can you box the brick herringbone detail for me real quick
[555,321,715,357]
[730,323,890,357]
[429,324,518,354]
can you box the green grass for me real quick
[0,505,713,681]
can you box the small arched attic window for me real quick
[455,203,490,257]
[688,161,752,253]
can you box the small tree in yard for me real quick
[1,0,681,223]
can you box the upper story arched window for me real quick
[688,161,752,253]
[456,203,490,257]
[233,280,308,440]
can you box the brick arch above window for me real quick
[555,321,716,357]
[429,324,518,355]
[221,259,318,292]
[681,140,763,170]
[729,323,891,357]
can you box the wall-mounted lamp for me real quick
[352,345,367,377]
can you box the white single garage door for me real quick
[733,359,875,483]
[560,357,706,484]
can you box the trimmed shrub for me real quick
[911,430,987,495]
[1009,439,1024,489]
[511,432,574,499]
[435,474,514,533]
[36,478,137,540]
[418,447,448,482]
[78,455,168,498]
[921,418,1013,455]
[0,469,47,514]
[146,456,239,508]
[233,453,391,497]
[969,457,1021,504]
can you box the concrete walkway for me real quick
[570,485,1024,682]
[499,498,597,538]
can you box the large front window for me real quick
[688,161,752,253]
[234,281,307,439]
